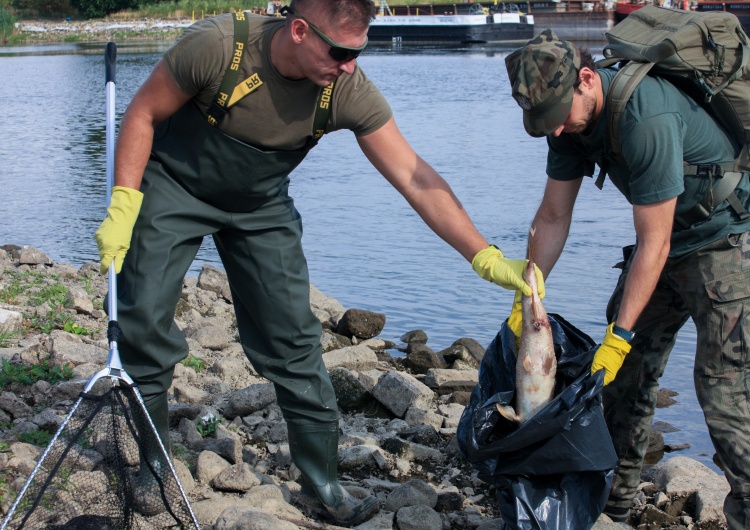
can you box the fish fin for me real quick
[495,403,520,422]
[542,351,556,375]
[522,354,534,374]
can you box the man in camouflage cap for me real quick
[498,29,750,528]
[505,28,580,137]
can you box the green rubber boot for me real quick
[288,421,379,527]
[131,392,171,516]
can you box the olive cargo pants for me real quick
[603,231,750,529]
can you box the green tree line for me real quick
[3,0,272,21]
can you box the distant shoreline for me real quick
[11,18,194,45]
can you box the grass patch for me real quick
[63,321,89,336]
[0,8,15,44]
[0,329,19,348]
[180,354,205,373]
[0,270,86,335]
[196,415,222,438]
[18,429,53,447]
[0,472,15,508]
[0,359,74,390]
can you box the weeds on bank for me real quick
[0,7,15,43]
[196,415,223,438]
[0,359,74,390]
[173,443,198,471]
[0,471,15,507]
[0,269,92,335]
[180,355,206,373]
[0,329,19,348]
[18,429,52,447]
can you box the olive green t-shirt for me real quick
[163,13,393,151]
[546,67,750,257]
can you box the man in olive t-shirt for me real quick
[503,29,750,529]
[93,0,543,526]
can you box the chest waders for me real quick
[116,12,379,526]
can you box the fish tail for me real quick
[495,403,520,422]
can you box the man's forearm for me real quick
[615,243,668,331]
[528,209,570,278]
[113,111,156,190]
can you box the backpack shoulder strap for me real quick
[606,61,655,159]
[207,12,251,126]
[312,82,335,142]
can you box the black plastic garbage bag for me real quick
[457,313,618,530]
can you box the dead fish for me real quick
[497,259,556,424]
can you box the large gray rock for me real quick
[190,325,232,351]
[647,455,729,524]
[338,444,390,474]
[405,344,446,374]
[190,498,256,528]
[381,437,445,464]
[323,344,379,372]
[372,371,434,417]
[329,366,372,411]
[195,450,231,484]
[224,383,277,418]
[68,286,94,315]
[211,462,262,492]
[337,308,386,339]
[439,338,484,369]
[0,392,33,418]
[384,479,438,512]
[310,284,346,327]
[396,504,442,530]
[0,308,23,333]
[197,264,232,302]
[214,507,298,530]
[424,368,478,388]
[17,246,52,266]
[50,331,107,367]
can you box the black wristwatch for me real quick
[612,324,635,343]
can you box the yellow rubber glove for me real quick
[508,298,523,348]
[95,186,144,274]
[591,323,633,385]
[472,246,546,297]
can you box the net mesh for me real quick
[2,381,199,530]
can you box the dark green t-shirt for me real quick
[546,67,750,257]
[163,13,393,151]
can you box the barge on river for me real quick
[615,1,750,33]
[367,3,534,43]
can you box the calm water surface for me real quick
[0,41,716,471]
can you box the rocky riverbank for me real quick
[0,245,731,529]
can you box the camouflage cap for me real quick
[505,29,581,137]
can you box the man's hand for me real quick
[472,246,545,297]
[95,186,143,274]
[591,323,633,385]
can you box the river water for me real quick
[0,40,718,472]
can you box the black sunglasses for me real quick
[284,6,368,62]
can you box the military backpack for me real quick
[597,5,750,228]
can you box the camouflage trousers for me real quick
[602,231,750,530]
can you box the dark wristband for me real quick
[612,324,635,342]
